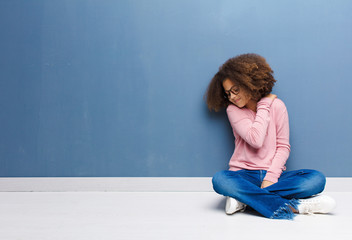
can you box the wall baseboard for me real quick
[0,177,351,192]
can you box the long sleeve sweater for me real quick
[226,97,291,183]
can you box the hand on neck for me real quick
[246,99,257,113]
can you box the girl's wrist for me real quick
[257,96,275,109]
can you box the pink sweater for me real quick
[226,97,291,183]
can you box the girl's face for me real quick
[222,78,253,109]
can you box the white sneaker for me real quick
[225,196,246,215]
[298,195,336,214]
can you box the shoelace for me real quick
[299,198,321,215]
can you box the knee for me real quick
[300,169,326,196]
[212,170,227,194]
[311,170,326,193]
[212,170,242,196]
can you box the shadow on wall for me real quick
[202,101,236,160]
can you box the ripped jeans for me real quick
[212,169,326,220]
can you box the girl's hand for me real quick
[261,180,274,188]
[266,93,277,100]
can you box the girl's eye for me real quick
[231,88,240,95]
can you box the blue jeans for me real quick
[212,169,326,220]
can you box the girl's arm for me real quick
[263,106,291,183]
[226,95,276,149]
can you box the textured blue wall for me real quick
[0,0,351,177]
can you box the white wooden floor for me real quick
[0,191,351,240]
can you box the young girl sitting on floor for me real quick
[205,53,336,219]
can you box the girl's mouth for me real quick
[234,98,241,103]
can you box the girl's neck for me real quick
[245,99,257,113]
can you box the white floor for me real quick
[0,191,351,240]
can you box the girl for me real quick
[205,53,336,220]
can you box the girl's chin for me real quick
[231,102,244,108]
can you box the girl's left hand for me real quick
[265,93,277,100]
[261,180,274,188]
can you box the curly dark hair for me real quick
[205,53,276,112]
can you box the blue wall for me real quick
[1,0,351,177]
